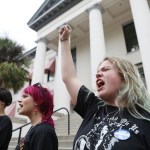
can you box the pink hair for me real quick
[23,85,54,126]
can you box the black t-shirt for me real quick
[73,85,150,150]
[0,115,12,150]
[15,122,58,150]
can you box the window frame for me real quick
[123,21,139,53]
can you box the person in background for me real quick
[59,24,150,150]
[15,83,58,150]
[0,88,13,150]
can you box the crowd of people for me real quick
[0,24,150,150]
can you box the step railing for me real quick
[12,107,70,144]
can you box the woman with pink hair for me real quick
[15,83,58,150]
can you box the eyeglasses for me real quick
[33,82,45,96]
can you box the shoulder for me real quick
[78,85,101,103]
[0,115,12,132]
[0,115,12,124]
[29,123,57,142]
[125,110,150,132]
[74,85,103,118]
[132,109,150,125]
[137,118,150,143]
[33,123,56,135]
[137,115,150,130]
[0,115,11,120]
[25,123,58,149]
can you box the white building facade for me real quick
[12,0,150,117]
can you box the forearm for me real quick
[59,25,82,105]
[61,39,77,82]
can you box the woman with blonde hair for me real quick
[101,57,150,121]
[59,24,150,150]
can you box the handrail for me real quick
[13,122,31,144]
[53,107,70,135]
[12,107,70,144]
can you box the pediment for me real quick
[27,0,82,32]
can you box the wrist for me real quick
[60,39,68,42]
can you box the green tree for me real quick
[0,37,31,93]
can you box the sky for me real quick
[0,0,45,51]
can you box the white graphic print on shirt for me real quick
[74,114,139,150]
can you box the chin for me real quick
[98,89,106,96]
[98,91,103,97]
[18,111,23,115]
[18,110,25,115]
[98,93,105,100]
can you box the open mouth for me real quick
[19,104,23,109]
[18,104,23,113]
[96,79,105,90]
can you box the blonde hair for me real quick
[103,57,150,121]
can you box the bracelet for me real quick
[60,39,68,42]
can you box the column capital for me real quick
[36,37,50,45]
[87,4,105,14]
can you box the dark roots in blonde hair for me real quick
[101,57,150,121]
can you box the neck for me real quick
[105,101,117,106]
[0,103,5,116]
[0,110,5,116]
[29,113,42,126]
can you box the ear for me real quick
[34,108,38,113]
[0,101,5,106]
[0,101,5,109]
[33,104,39,113]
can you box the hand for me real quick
[59,24,72,42]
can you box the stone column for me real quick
[129,0,150,92]
[32,38,48,84]
[88,4,106,90]
[53,40,70,113]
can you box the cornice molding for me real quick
[28,0,82,32]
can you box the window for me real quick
[71,47,76,67]
[70,47,76,111]
[29,79,32,86]
[136,63,146,87]
[47,70,55,82]
[123,22,139,53]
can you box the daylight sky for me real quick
[0,0,44,51]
